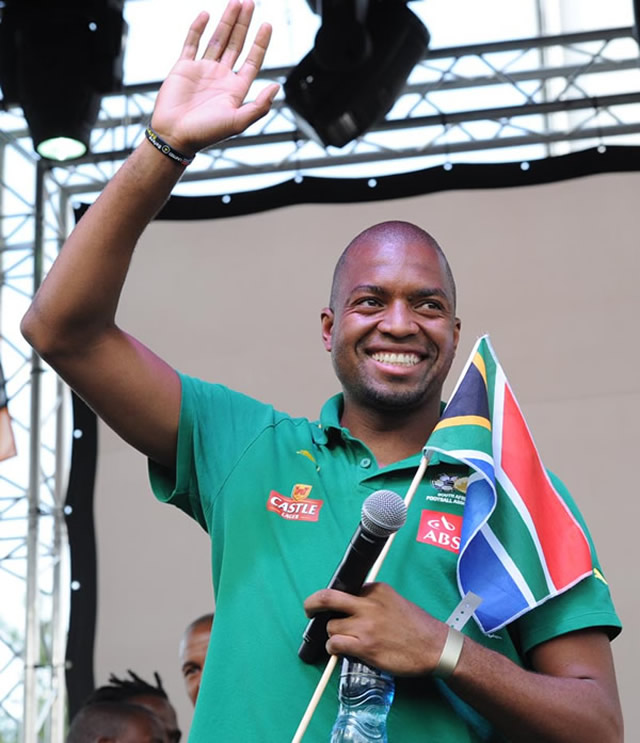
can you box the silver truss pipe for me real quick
[377,92,640,131]
[57,120,640,197]
[74,57,640,148]
[23,161,45,743]
[49,378,69,743]
[50,187,71,743]
[43,90,640,187]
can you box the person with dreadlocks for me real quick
[66,700,168,743]
[83,670,182,743]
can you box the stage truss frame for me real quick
[0,24,639,742]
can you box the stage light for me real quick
[0,0,126,161]
[284,0,429,148]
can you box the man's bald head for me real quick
[180,612,214,706]
[329,221,457,313]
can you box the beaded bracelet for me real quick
[144,126,194,167]
[433,626,464,679]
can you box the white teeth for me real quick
[371,352,420,366]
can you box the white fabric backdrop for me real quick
[92,171,639,738]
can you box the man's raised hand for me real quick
[151,0,279,157]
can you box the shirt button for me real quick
[360,457,372,469]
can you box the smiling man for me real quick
[21,1,622,741]
[321,223,460,468]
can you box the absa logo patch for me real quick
[416,510,463,553]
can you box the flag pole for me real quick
[290,451,432,743]
[291,654,339,743]
[368,451,430,581]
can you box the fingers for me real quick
[233,82,279,129]
[202,0,252,64]
[179,11,211,60]
[303,588,362,618]
[326,633,362,660]
[178,1,272,84]
[220,0,255,67]
[236,21,272,85]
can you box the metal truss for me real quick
[2,25,636,202]
[0,22,639,743]
[1,137,72,742]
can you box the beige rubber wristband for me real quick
[433,626,464,679]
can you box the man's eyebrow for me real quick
[410,288,451,302]
[349,284,386,296]
[349,285,452,302]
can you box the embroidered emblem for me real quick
[432,473,468,494]
[416,510,463,553]
[266,489,323,522]
[291,483,313,501]
[453,477,468,494]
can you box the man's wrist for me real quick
[144,126,195,167]
[433,626,465,679]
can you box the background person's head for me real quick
[179,612,213,706]
[83,670,181,743]
[66,700,168,743]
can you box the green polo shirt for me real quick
[149,373,620,742]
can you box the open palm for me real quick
[152,0,279,156]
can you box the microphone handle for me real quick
[298,527,388,664]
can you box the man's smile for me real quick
[369,350,424,367]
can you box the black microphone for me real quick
[298,489,407,664]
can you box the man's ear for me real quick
[453,317,461,352]
[321,307,334,352]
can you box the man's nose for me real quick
[377,301,418,336]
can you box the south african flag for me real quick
[425,335,593,633]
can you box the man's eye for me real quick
[417,300,442,311]
[356,297,381,307]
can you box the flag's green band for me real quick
[433,627,464,679]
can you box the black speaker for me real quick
[284,0,429,148]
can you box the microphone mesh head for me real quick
[361,490,407,537]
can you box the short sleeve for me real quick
[148,372,286,532]
[516,470,622,653]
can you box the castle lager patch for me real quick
[266,489,323,521]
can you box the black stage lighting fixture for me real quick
[284,0,429,148]
[0,0,126,161]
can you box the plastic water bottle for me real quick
[330,657,395,742]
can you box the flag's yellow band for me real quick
[434,415,491,431]
[472,351,487,384]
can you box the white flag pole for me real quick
[291,654,339,743]
[290,452,432,742]
[367,451,430,582]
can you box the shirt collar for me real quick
[310,393,342,445]
[312,394,455,468]
[318,393,344,432]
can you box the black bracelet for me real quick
[144,126,194,167]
